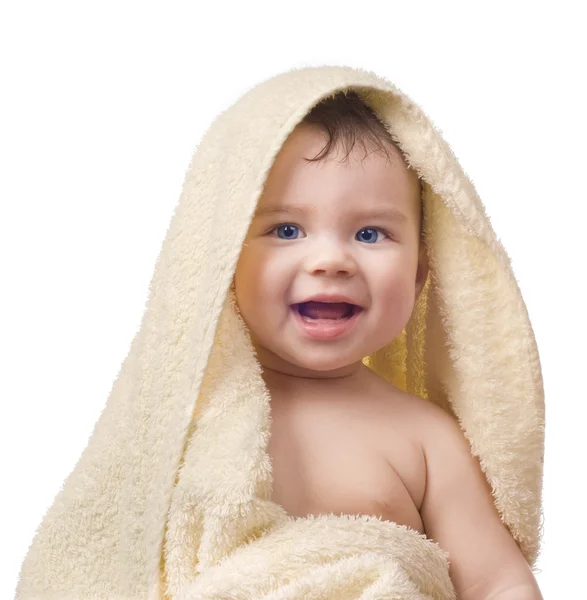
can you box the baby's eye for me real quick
[356,227,388,244]
[270,224,302,239]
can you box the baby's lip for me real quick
[292,294,364,308]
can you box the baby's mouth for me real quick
[292,301,361,321]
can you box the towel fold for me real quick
[171,516,454,600]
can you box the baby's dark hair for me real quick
[301,90,400,164]
[300,90,424,240]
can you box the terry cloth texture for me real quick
[15,65,545,600]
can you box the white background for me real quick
[1,1,585,598]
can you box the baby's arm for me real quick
[419,407,543,600]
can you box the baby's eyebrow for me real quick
[356,208,409,223]
[253,204,409,223]
[253,205,306,219]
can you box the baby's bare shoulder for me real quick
[372,382,448,438]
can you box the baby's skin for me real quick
[234,122,543,599]
[266,363,426,535]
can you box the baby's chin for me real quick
[253,340,368,379]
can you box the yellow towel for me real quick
[15,65,544,600]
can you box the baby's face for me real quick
[234,123,427,378]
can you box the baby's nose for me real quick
[303,241,357,277]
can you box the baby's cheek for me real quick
[253,256,292,296]
[378,273,417,320]
[234,260,277,328]
[235,247,266,293]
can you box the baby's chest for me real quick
[267,400,426,535]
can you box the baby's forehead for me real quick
[258,147,419,208]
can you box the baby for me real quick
[233,92,543,600]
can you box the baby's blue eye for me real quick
[275,224,300,239]
[356,228,385,243]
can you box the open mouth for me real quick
[292,301,361,321]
